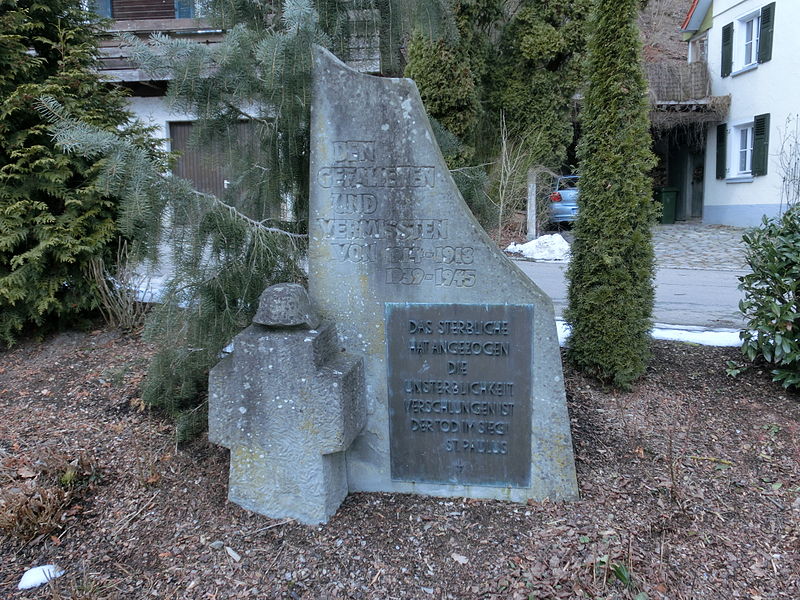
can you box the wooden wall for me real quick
[112,0,175,20]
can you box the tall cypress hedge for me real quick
[486,0,590,168]
[404,30,480,142]
[564,0,657,388]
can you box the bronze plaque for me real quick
[386,303,533,487]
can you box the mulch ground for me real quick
[0,328,798,599]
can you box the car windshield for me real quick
[556,177,579,191]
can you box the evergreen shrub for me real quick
[564,0,657,388]
[404,30,480,140]
[738,206,800,389]
[0,0,135,344]
[485,0,590,168]
[403,22,496,229]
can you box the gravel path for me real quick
[651,223,747,270]
[554,221,748,271]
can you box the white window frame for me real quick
[733,9,761,74]
[738,125,753,174]
[688,33,708,64]
[728,119,755,181]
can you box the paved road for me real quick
[512,260,749,329]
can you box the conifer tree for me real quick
[0,0,136,345]
[564,0,657,388]
[402,1,497,228]
[404,30,480,142]
[403,0,500,145]
[44,0,454,438]
[486,0,591,167]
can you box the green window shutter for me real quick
[758,2,775,63]
[721,23,733,77]
[752,113,770,176]
[716,124,727,179]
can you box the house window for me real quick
[87,0,111,18]
[736,123,754,175]
[716,114,771,181]
[169,121,229,198]
[742,14,759,67]
[169,121,284,218]
[689,33,707,64]
[89,0,197,20]
[721,2,775,77]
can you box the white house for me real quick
[683,0,797,226]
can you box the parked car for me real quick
[548,175,579,227]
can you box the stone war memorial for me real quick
[208,46,578,524]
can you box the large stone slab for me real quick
[308,46,578,502]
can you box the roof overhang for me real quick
[650,95,731,129]
[681,0,713,33]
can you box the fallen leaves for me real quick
[17,466,36,479]
[0,332,798,599]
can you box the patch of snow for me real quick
[652,325,742,347]
[556,321,742,348]
[556,320,569,346]
[18,565,64,590]
[506,234,571,262]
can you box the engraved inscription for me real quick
[334,243,378,263]
[386,304,533,487]
[384,268,476,287]
[317,166,435,189]
[333,193,377,214]
[317,218,448,240]
[384,246,474,265]
[314,140,480,286]
[333,140,375,162]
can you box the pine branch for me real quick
[36,0,467,433]
[193,190,306,241]
[223,102,272,125]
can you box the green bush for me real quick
[0,0,135,345]
[485,0,590,168]
[564,0,657,388]
[404,30,481,141]
[738,205,800,389]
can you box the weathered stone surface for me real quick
[308,47,578,502]
[208,317,366,524]
[253,283,320,329]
